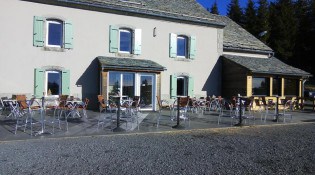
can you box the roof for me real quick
[97,56,166,72]
[40,0,225,27]
[213,15,273,53]
[222,54,311,77]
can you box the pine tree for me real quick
[210,0,219,15]
[244,0,257,35]
[269,0,297,63]
[227,0,244,26]
[256,0,270,43]
[293,0,312,72]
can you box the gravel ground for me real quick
[0,123,314,175]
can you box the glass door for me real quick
[140,75,154,110]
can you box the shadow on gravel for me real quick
[301,119,315,122]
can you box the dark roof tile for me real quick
[222,54,311,77]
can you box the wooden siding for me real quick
[222,59,248,98]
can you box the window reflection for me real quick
[252,77,270,95]
[177,36,187,57]
[119,29,132,53]
[285,79,298,96]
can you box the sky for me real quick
[196,0,270,16]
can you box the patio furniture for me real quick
[156,96,172,128]
[278,100,293,122]
[97,95,113,130]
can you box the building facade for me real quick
[0,0,311,110]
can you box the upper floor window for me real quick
[109,25,142,55]
[119,29,132,53]
[177,36,188,58]
[33,16,73,49]
[169,33,196,59]
[46,20,63,47]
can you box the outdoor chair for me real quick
[278,100,293,122]
[261,97,276,122]
[156,96,172,128]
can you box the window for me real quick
[170,74,194,97]
[109,25,142,55]
[252,77,270,95]
[177,36,188,57]
[273,78,282,96]
[169,33,196,59]
[119,29,132,53]
[284,79,298,96]
[46,20,63,47]
[33,16,73,49]
[46,71,61,96]
[34,68,70,98]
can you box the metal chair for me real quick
[278,100,293,122]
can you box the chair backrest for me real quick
[58,95,69,108]
[156,96,162,108]
[97,95,106,108]
[83,98,89,109]
[254,99,261,106]
[132,96,140,107]
[179,97,189,107]
[261,96,267,106]
[16,95,28,109]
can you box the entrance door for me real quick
[140,75,154,110]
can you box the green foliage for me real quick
[244,0,257,35]
[210,0,219,15]
[227,0,244,26]
[256,0,270,43]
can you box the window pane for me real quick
[252,77,270,95]
[284,79,298,96]
[47,72,61,95]
[273,78,282,96]
[120,30,132,52]
[109,72,121,96]
[48,22,63,46]
[140,76,153,108]
[177,37,187,57]
[122,73,134,98]
[177,76,187,96]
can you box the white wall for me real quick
[0,0,222,99]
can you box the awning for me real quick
[222,54,312,77]
[97,56,166,72]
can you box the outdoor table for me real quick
[272,95,280,122]
[35,97,51,136]
[172,96,187,129]
[111,95,125,132]
[234,96,244,126]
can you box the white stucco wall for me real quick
[0,0,222,100]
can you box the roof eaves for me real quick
[57,0,226,28]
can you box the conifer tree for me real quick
[227,0,244,26]
[210,0,219,15]
[256,0,270,43]
[269,0,297,63]
[244,0,257,35]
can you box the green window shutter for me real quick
[189,36,196,59]
[188,76,194,97]
[33,16,44,47]
[133,28,142,55]
[62,70,70,95]
[34,68,44,98]
[109,25,119,53]
[170,74,177,98]
[169,33,177,58]
[64,20,74,49]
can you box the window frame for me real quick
[45,19,64,48]
[176,35,188,58]
[118,28,133,54]
[252,77,270,96]
[45,70,62,97]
